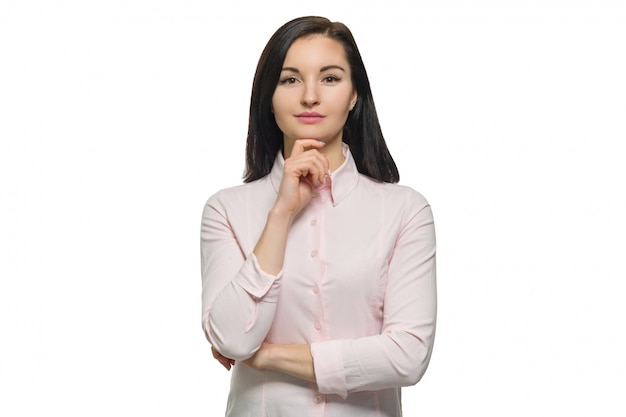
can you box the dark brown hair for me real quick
[244,16,399,183]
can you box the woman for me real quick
[201,16,436,416]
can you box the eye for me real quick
[322,75,341,83]
[279,76,298,85]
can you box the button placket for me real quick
[309,194,325,340]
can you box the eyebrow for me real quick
[280,65,346,73]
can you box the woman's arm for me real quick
[243,343,315,382]
[240,192,436,398]
[311,199,437,398]
[253,139,330,268]
[201,196,284,360]
[202,140,329,360]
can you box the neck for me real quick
[283,138,346,172]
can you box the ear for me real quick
[349,91,358,110]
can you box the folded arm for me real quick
[244,200,437,398]
[201,196,288,360]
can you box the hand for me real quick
[275,139,329,216]
[212,346,236,371]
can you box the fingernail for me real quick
[318,141,325,146]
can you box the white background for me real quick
[1,0,625,415]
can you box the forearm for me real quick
[270,344,316,381]
[245,343,316,382]
[253,206,295,275]
[205,276,279,360]
[202,200,292,359]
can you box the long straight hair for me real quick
[244,16,399,183]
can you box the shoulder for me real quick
[206,181,256,204]
[359,174,431,213]
[202,176,275,218]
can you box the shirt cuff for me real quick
[310,339,348,399]
[232,253,282,302]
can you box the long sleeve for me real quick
[200,189,281,360]
[201,147,437,416]
[310,193,437,398]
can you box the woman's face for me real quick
[272,35,357,147]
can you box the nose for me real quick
[301,81,319,107]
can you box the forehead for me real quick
[283,35,349,67]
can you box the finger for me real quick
[287,162,318,187]
[300,153,328,186]
[290,139,325,157]
[286,152,328,182]
[311,154,329,185]
[218,355,233,370]
[212,347,235,370]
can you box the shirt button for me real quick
[312,285,319,294]
[314,321,321,330]
[313,395,322,403]
[310,250,318,258]
[310,219,317,227]
[312,191,318,198]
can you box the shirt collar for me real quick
[269,143,359,207]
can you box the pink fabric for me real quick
[201,144,437,416]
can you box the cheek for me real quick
[333,88,355,110]
[271,93,289,117]
[271,95,290,131]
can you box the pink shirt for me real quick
[201,144,437,417]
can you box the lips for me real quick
[296,112,325,124]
